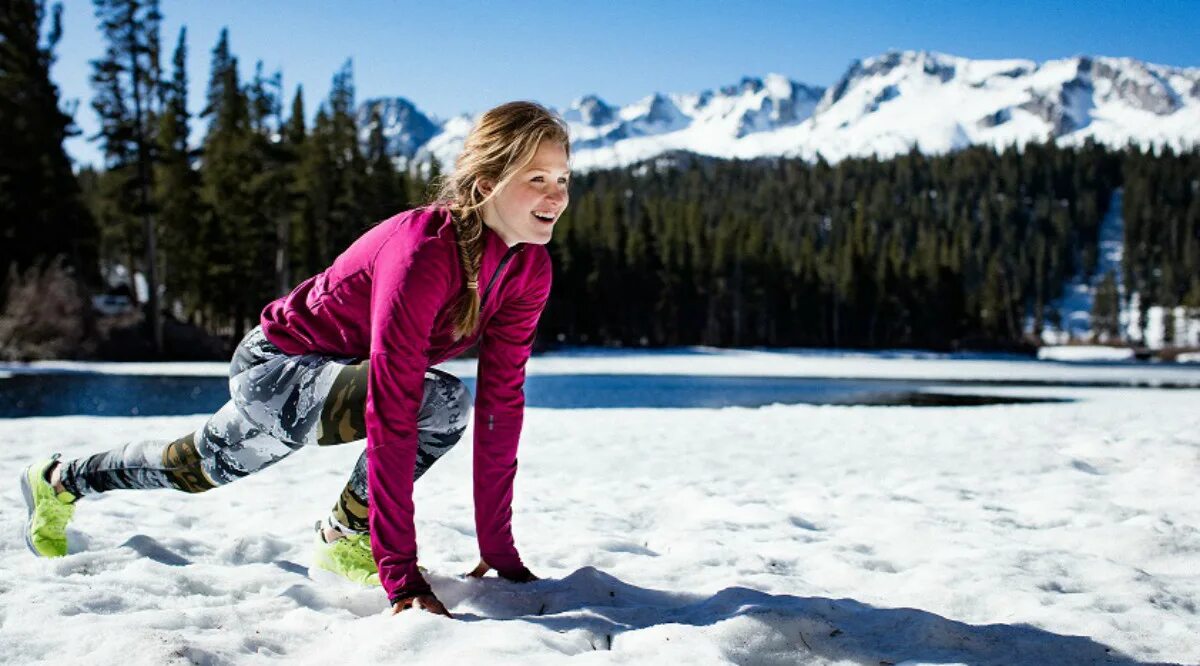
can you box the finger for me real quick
[414,596,452,618]
[428,600,454,618]
[392,597,453,618]
[466,560,491,578]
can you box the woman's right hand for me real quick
[391,593,453,618]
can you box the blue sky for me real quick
[52,0,1200,167]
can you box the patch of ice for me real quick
[1037,345,1135,362]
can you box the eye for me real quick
[558,177,569,185]
[531,176,545,182]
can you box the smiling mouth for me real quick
[532,212,556,223]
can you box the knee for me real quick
[425,371,472,433]
[449,378,472,424]
[163,433,217,494]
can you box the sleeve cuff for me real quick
[388,582,433,606]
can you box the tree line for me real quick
[545,142,1197,350]
[2,0,1198,358]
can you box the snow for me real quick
[1036,345,1136,362]
[1138,305,1200,349]
[1039,186,1123,346]
[1177,352,1200,364]
[2,352,1199,664]
[763,73,794,101]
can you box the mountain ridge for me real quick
[358,50,1200,173]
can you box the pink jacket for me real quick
[260,205,551,602]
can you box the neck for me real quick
[480,204,520,248]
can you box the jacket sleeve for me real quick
[472,249,552,577]
[366,235,455,604]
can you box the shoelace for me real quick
[330,534,375,569]
[32,471,75,539]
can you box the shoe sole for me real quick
[19,465,38,556]
[307,565,380,586]
[308,560,382,587]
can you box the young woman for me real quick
[20,101,571,618]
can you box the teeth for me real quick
[533,212,554,220]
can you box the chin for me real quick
[524,229,555,245]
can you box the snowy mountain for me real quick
[793,51,1200,163]
[356,97,440,161]
[365,51,1200,173]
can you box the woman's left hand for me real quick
[465,559,539,582]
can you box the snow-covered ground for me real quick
[2,352,1199,664]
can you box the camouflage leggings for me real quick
[58,326,471,534]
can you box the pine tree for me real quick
[283,85,311,283]
[296,104,333,274]
[1092,271,1120,342]
[198,28,258,338]
[153,26,201,319]
[0,0,96,293]
[91,0,164,351]
[325,59,368,253]
[364,105,407,222]
[246,60,292,299]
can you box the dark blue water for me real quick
[0,372,1058,418]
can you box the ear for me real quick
[476,177,495,197]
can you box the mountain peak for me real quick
[718,76,764,96]
[565,94,616,127]
[365,52,1200,173]
[357,97,439,159]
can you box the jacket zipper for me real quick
[479,244,522,310]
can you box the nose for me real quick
[545,184,567,207]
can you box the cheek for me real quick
[521,188,544,210]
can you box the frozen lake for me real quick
[1,349,1198,664]
[0,372,1070,417]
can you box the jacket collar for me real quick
[481,223,524,283]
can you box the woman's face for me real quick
[479,140,570,247]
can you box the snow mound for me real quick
[1037,345,1136,362]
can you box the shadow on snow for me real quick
[431,566,1170,665]
[79,536,1172,664]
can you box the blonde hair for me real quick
[429,101,570,339]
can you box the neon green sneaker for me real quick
[20,455,77,557]
[311,521,380,586]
